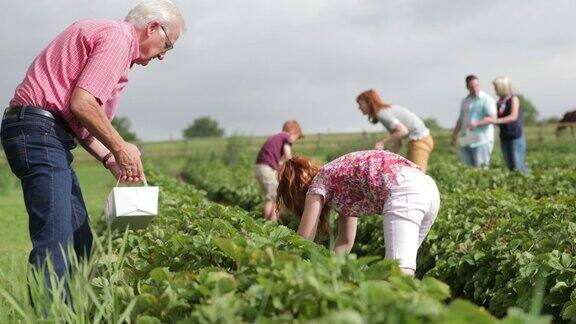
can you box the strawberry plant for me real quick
[91,165,547,323]
[350,140,576,321]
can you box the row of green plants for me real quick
[180,136,265,211]
[352,142,576,322]
[179,135,370,213]
[425,144,576,321]
[101,167,552,322]
[0,165,548,323]
[181,155,263,211]
[180,134,576,321]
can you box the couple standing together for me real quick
[452,75,527,173]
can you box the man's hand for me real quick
[113,143,143,182]
[466,121,478,130]
[105,159,123,180]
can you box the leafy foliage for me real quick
[423,118,444,131]
[180,132,575,321]
[351,140,576,321]
[2,131,567,322]
[181,154,262,211]
[517,94,539,125]
[103,166,543,323]
[179,136,370,217]
[183,117,225,139]
[112,116,139,142]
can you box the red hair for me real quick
[276,156,330,236]
[282,120,304,139]
[356,89,391,124]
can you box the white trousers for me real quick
[382,167,440,270]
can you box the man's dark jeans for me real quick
[1,112,93,284]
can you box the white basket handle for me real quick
[115,173,148,187]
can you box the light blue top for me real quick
[458,91,497,148]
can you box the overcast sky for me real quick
[1,0,575,141]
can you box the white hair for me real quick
[125,0,185,34]
[493,76,513,97]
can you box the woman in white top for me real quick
[356,89,434,173]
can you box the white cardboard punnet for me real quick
[105,177,159,230]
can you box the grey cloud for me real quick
[1,0,575,140]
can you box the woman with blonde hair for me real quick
[277,150,440,275]
[356,89,434,173]
[492,77,527,173]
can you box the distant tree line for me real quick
[113,93,556,142]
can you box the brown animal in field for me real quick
[556,110,576,138]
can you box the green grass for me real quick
[0,186,29,268]
[0,159,116,317]
[0,146,190,316]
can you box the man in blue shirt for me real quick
[451,75,497,167]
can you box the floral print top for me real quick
[307,150,419,218]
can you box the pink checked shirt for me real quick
[10,19,140,143]
[307,150,419,218]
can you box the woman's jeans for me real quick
[1,112,93,285]
[500,136,527,173]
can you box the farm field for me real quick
[0,126,573,322]
[4,0,576,321]
[179,127,576,321]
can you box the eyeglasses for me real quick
[159,25,174,51]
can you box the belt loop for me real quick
[18,106,26,120]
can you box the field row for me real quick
[180,136,576,321]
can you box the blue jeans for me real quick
[500,136,527,173]
[0,112,93,283]
[460,142,492,167]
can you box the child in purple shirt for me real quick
[254,120,304,221]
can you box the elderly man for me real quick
[451,75,497,167]
[0,0,185,282]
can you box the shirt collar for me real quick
[467,90,485,100]
[125,22,141,65]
